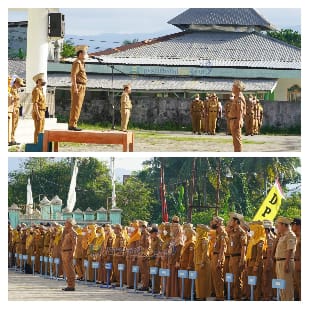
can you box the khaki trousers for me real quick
[276,260,295,301]
[121,108,131,131]
[61,251,76,288]
[11,109,19,142]
[191,113,201,133]
[32,110,45,144]
[69,84,86,127]
[230,119,242,152]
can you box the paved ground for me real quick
[10,119,301,152]
[8,269,168,301]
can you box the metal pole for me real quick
[190,278,195,301]
[216,158,221,216]
[111,65,115,130]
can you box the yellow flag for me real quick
[253,179,285,221]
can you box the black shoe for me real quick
[62,287,75,291]
[68,127,82,131]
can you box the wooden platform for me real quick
[42,129,134,152]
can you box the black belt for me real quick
[294,258,300,261]
[225,255,230,258]
[76,82,86,85]
[62,249,72,252]
[275,258,294,261]
[230,117,237,120]
[213,252,219,255]
[231,253,241,257]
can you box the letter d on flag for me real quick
[253,179,285,221]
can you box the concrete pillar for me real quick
[26,8,49,93]
[96,207,107,222]
[109,208,122,225]
[8,204,21,228]
[73,208,84,222]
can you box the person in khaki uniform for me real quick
[61,218,77,291]
[81,226,89,279]
[261,220,275,300]
[291,218,301,300]
[137,221,150,291]
[275,216,297,301]
[126,221,141,288]
[224,95,234,135]
[202,94,210,134]
[256,100,263,134]
[86,224,98,282]
[32,73,47,143]
[245,221,266,300]
[8,77,13,146]
[112,224,127,286]
[25,228,35,268]
[100,224,115,284]
[166,219,183,298]
[179,224,195,299]
[230,80,246,152]
[68,45,88,131]
[149,226,163,293]
[228,213,247,300]
[224,222,232,296]
[208,93,219,135]
[33,226,44,273]
[194,224,211,300]
[245,95,254,136]
[210,216,228,301]
[190,94,204,135]
[42,225,51,274]
[73,225,84,280]
[9,77,24,146]
[120,84,132,131]
[51,224,63,277]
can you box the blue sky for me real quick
[8,8,301,36]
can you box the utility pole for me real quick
[215,158,221,216]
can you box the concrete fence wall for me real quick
[55,90,301,129]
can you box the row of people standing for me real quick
[8,214,300,300]
[190,93,263,137]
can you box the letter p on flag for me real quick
[253,179,285,221]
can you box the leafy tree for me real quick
[267,29,301,48]
[116,176,155,226]
[61,40,76,58]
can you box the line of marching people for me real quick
[8,213,300,300]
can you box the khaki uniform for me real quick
[100,235,115,284]
[208,98,219,135]
[32,86,46,143]
[61,228,77,288]
[8,91,14,144]
[149,236,163,293]
[229,95,246,152]
[229,226,247,300]
[262,232,275,300]
[87,237,98,282]
[166,240,182,297]
[275,230,296,300]
[69,59,87,128]
[294,234,301,300]
[245,100,254,135]
[137,230,150,289]
[202,99,210,133]
[256,103,263,134]
[112,233,126,285]
[210,228,228,300]
[126,239,139,288]
[194,236,211,299]
[74,233,84,279]
[33,229,44,273]
[9,86,20,143]
[157,235,171,295]
[179,240,195,299]
[224,101,232,135]
[25,231,35,266]
[246,240,264,300]
[190,99,204,134]
[120,92,132,131]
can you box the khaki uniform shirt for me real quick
[149,237,163,262]
[71,59,87,85]
[10,86,20,110]
[61,229,77,253]
[213,228,228,261]
[229,95,246,122]
[190,99,204,114]
[32,86,46,110]
[121,92,132,110]
[229,226,247,255]
[113,234,126,256]
[138,231,150,256]
[275,230,296,259]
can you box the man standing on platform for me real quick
[61,218,77,291]
[68,45,88,131]
[120,84,132,132]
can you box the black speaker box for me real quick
[48,13,65,38]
